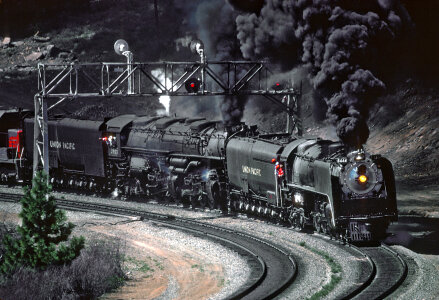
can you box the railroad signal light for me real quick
[273,81,285,91]
[114,39,129,55]
[185,77,201,93]
[113,39,134,94]
[189,39,205,55]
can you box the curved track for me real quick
[0,192,297,300]
[347,244,408,300]
[297,230,409,299]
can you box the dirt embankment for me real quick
[0,203,228,300]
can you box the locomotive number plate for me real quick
[349,222,372,241]
[110,148,119,156]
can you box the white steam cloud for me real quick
[151,68,174,116]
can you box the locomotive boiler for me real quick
[110,115,228,209]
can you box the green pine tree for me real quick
[0,171,85,274]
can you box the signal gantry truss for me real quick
[33,60,302,176]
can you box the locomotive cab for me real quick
[104,115,135,159]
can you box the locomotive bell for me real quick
[355,152,365,161]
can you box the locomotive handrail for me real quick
[129,128,227,139]
[119,147,172,155]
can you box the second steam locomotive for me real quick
[0,109,397,242]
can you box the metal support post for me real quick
[33,95,49,182]
[295,83,303,136]
[199,48,205,94]
[275,171,279,207]
[286,95,291,134]
[123,51,134,94]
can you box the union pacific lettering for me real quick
[50,140,76,150]
[242,165,261,176]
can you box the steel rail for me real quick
[341,243,408,300]
[349,244,408,300]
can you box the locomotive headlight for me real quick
[342,162,379,195]
[358,175,368,183]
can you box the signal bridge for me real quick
[33,39,302,177]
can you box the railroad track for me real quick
[348,244,408,300]
[0,192,297,300]
[311,231,408,299]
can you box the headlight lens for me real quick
[358,175,367,183]
[344,163,377,194]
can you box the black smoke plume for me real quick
[226,0,265,13]
[221,95,247,126]
[231,0,411,147]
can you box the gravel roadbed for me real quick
[387,245,439,299]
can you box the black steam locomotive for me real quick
[0,108,397,242]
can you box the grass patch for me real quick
[218,277,225,287]
[299,242,342,300]
[152,258,164,271]
[125,256,154,273]
[191,264,205,273]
